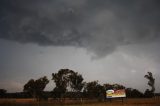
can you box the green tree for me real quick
[23,76,49,100]
[144,72,155,97]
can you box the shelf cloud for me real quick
[0,0,160,58]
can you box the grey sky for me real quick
[0,0,160,92]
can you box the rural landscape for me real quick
[0,69,160,106]
[0,0,160,106]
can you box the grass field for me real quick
[0,98,160,106]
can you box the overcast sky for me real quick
[0,0,160,93]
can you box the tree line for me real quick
[0,69,156,100]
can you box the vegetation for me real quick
[52,69,84,98]
[0,69,158,100]
[104,83,125,90]
[52,69,71,98]
[144,72,155,97]
[69,71,84,92]
[0,89,7,98]
[23,76,49,100]
[125,88,143,98]
[83,81,105,99]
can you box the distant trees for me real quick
[83,81,105,99]
[125,88,143,98]
[21,69,157,100]
[104,83,125,91]
[0,89,7,98]
[83,82,127,100]
[144,89,153,98]
[144,72,155,97]
[23,76,49,100]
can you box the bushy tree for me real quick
[125,88,143,98]
[83,81,105,99]
[52,69,73,98]
[69,72,84,92]
[69,72,84,98]
[104,83,125,90]
[23,76,49,100]
[144,89,153,98]
[52,69,84,98]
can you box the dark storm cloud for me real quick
[0,0,160,57]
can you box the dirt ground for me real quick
[0,98,160,106]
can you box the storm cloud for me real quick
[0,0,160,57]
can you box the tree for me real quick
[125,88,143,98]
[69,71,84,98]
[144,89,153,98]
[0,89,7,98]
[83,81,105,99]
[23,76,49,100]
[104,83,125,90]
[52,69,73,98]
[52,69,85,98]
[69,72,84,92]
[144,72,155,97]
